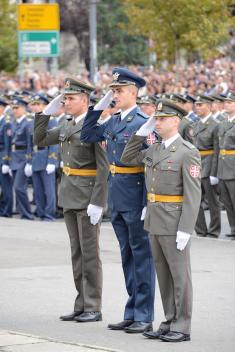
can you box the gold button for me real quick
[137,182,140,185]
[151,188,154,191]
[69,141,71,144]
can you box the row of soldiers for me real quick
[0,93,67,220]
[0,89,235,238]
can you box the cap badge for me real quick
[157,102,163,111]
[65,80,70,88]
[113,72,120,81]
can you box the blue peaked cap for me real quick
[109,67,146,89]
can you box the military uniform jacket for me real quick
[217,119,235,180]
[10,117,32,171]
[178,116,194,143]
[80,107,148,211]
[32,117,59,171]
[121,135,201,235]
[192,116,219,178]
[0,115,11,166]
[33,113,109,210]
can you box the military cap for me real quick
[11,97,28,107]
[0,97,8,106]
[182,94,196,103]
[109,67,146,89]
[209,94,225,102]
[137,95,157,105]
[154,99,187,119]
[194,95,214,104]
[169,94,188,104]
[62,78,95,95]
[30,94,49,105]
[223,91,235,102]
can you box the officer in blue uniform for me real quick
[30,94,59,221]
[81,68,155,334]
[10,98,33,220]
[0,97,13,217]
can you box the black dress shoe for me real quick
[197,233,207,237]
[159,331,190,342]
[60,311,83,321]
[75,311,102,322]
[225,234,235,238]
[125,322,153,333]
[143,328,168,339]
[108,320,134,330]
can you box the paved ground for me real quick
[0,212,235,352]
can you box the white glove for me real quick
[60,160,64,168]
[24,163,32,177]
[176,231,191,251]
[141,206,147,221]
[2,165,10,174]
[209,176,219,186]
[42,94,63,115]
[46,164,56,174]
[94,90,113,111]
[136,116,156,137]
[87,204,103,225]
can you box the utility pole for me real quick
[89,0,98,84]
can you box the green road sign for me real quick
[18,31,59,58]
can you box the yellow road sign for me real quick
[18,4,60,31]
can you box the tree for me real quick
[97,0,149,65]
[122,0,235,65]
[58,0,149,69]
[0,0,17,72]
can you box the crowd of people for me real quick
[1,56,235,98]
[1,58,235,342]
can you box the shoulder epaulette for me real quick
[136,111,149,120]
[182,140,196,150]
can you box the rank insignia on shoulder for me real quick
[127,115,134,122]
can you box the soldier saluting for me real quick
[121,99,201,342]
[34,78,109,323]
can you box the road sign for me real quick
[18,4,59,31]
[18,31,59,58]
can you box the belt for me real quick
[109,165,144,174]
[147,193,184,203]
[63,166,97,176]
[220,149,235,155]
[199,150,214,156]
[12,145,27,151]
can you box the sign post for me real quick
[17,3,60,75]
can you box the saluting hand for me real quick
[94,90,113,111]
[43,94,63,115]
[136,116,156,137]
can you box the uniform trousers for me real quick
[149,234,192,335]
[111,209,155,323]
[63,209,102,312]
[195,177,221,236]
[32,170,56,220]
[219,180,235,235]
[0,171,13,217]
[12,168,33,219]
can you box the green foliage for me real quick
[0,0,17,72]
[97,0,149,65]
[123,0,235,63]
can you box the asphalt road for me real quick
[0,212,235,352]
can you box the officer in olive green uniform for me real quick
[217,91,235,238]
[121,99,201,342]
[33,78,109,323]
[193,95,221,238]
